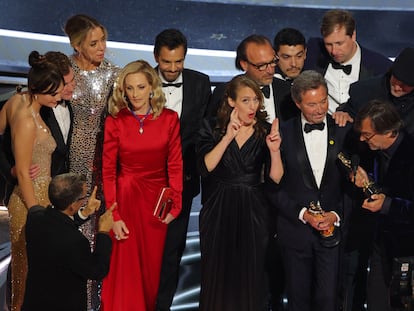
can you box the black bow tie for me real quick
[261,85,270,98]
[162,82,182,88]
[304,122,325,133]
[331,62,352,75]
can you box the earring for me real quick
[149,92,154,99]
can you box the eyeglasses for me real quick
[246,57,278,71]
[360,132,377,141]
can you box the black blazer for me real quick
[341,73,414,137]
[373,133,414,259]
[205,76,298,121]
[179,69,211,197]
[305,37,392,80]
[22,206,112,311]
[40,101,74,176]
[267,115,352,250]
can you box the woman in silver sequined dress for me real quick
[64,14,119,310]
[0,51,63,311]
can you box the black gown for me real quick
[196,118,271,311]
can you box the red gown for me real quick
[101,107,183,311]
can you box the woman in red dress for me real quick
[101,60,183,311]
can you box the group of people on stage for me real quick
[0,7,413,311]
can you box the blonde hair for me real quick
[108,60,166,118]
[64,14,108,52]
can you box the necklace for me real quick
[130,106,152,134]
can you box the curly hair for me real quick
[108,60,165,118]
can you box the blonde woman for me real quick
[101,60,183,311]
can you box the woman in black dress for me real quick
[197,75,283,311]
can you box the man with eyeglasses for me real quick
[351,100,414,311]
[338,47,414,311]
[206,34,299,121]
[22,173,115,311]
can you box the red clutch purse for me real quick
[153,187,173,220]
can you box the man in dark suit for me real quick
[153,28,211,311]
[352,100,414,311]
[305,9,392,115]
[267,70,352,311]
[0,51,74,200]
[22,173,114,311]
[205,34,299,121]
[338,47,414,311]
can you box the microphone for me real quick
[351,154,360,183]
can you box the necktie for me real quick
[331,62,352,75]
[261,85,270,98]
[162,82,182,88]
[304,122,325,133]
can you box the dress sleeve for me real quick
[167,112,183,218]
[196,118,218,178]
[102,115,121,221]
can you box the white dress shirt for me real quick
[263,85,276,121]
[160,71,183,118]
[52,103,71,144]
[325,43,361,114]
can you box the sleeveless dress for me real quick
[68,56,119,310]
[8,109,56,311]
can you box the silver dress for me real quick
[69,56,119,310]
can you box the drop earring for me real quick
[149,92,154,99]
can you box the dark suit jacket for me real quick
[372,133,414,259]
[22,206,112,311]
[340,73,414,136]
[268,115,352,250]
[305,37,392,80]
[180,69,211,197]
[40,101,74,176]
[205,76,298,121]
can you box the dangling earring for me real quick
[149,92,154,99]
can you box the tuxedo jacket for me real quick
[267,115,352,250]
[178,68,211,197]
[305,37,392,80]
[370,133,414,259]
[205,76,299,122]
[22,206,112,311]
[40,101,74,176]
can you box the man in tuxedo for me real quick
[267,70,352,311]
[305,9,392,114]
[352,100,414,311]
[22,173,114,311]
[205,34,299,121]
[153,28,211,311]
[273,28,307,81]
[0,51,74,200]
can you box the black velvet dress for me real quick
[196,118,271,311]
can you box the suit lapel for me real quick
[294,117,319,190]
[181,70,191,122]
[320,116,338,187]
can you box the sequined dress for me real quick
[8,108,56,311]
[68,56,119,310]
